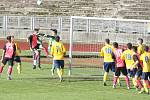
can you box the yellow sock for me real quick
[143,81,149,93]
[60,69,64,76]
[103,72,108,82]
[17,63,21,74]
[132,78,137,87]
[117,77,120,84]
[57,68,62,78]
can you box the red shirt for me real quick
[32,34,38,49]
[3,42,16,58]
[114,48,125,67]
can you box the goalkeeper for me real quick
[46,29,58,76]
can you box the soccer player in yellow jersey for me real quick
[100,39,115,86]
[131,46,143,91]
[121,43,135,89]
[137,38,144,55]
[140,46,150,94]
[11,36,22,74]
[51,36,66,82]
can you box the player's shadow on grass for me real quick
[16,76,102,82]
[66,75,104,82]
[16,75,122,84]
[16,77,60,82]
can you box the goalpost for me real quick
[68,16,150,79]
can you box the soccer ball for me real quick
[37,0,42,6]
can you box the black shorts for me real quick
[14,56,21,63]
[115,67,128,76]
[2,57,14,66]
[32,44,40,50]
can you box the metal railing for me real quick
[0,15,70,41]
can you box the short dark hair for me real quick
[11,35,14,38]
[7,36,11,42]
[113,42,118,48]
[34,28,39,32]
[55,36,60,42]
[138,38,143,44]
[127,43,132,49]
[105,38,110,44]
[132,46,137,52]
[144,46,149,52]
[50,29,57,35]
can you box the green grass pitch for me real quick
[0,62,149,100]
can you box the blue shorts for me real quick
[135,69,142,78]
[104,62,115,72]
[54,60,64,69]
[142,72,150,80]
[127,68,137,77]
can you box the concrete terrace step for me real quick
[124,15,150,20]
[0,0,150,19]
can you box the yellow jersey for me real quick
[100,44,114,62]
[121,49,134,69]
[140,52,150,72]
[15,42,21,56]
[51,42,66,60]
[137,44,144,55]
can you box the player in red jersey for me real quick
[28,28,42,69]
[112,42,130,89]
[0,36,16,80]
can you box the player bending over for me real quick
[112,42,130,89]
[11,36,22,74]
[0,36,16,80]
[131,46,143,91]
[139,46,150,94]
[51,36,66,82]
[100,39,115,86]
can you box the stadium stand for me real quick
[0,0,150,19]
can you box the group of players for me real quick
[28,28,66,82]
[0,28,66,82]
[100,38,150,94]
[0,28,150,94]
